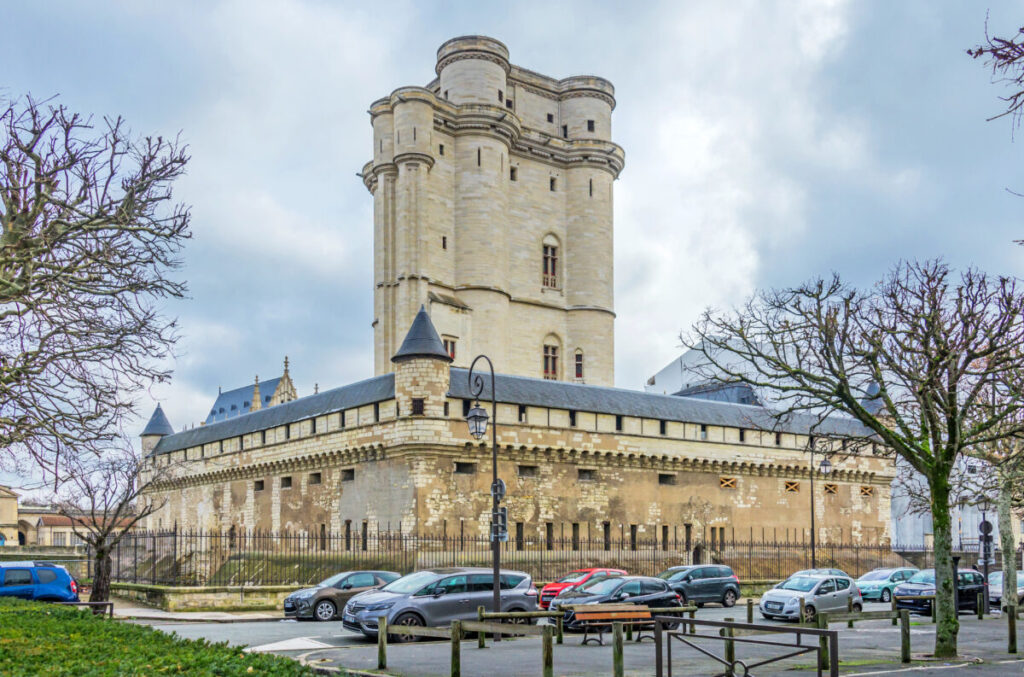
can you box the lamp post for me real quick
[809,442,832,570]
[465,355,503,635]
[979,496,993,614]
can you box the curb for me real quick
[120,613,279,624]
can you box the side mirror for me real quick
[683,576,693,583]
[618,593,630,601]
[342,583,353,590]
[433,589,447,597]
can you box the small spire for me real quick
[284,356,290,375]
[314,383,319,394]
[218,385,222,395]
[251,375,262,412]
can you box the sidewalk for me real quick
[108,595,280,623]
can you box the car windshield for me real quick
[382,571,440,594]
[779,577,820,592]
[657,569,689,581]
[857,570,891,582]
[580,578,623,596]
[908,571,935,585]
[556,572,590,583]
[318,572,349,587]
[989,571,1024,585]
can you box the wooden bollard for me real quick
[377,616,387,670]
[847,596,854,628]
[723,617,735,677]
[746,598,753,623]
[817,613,829,671]
[477,606,486,649]
[626,621,633,641]
[978,593,984,620]
[541,624,554,677]
[612,622,624,677]
[900,609,910,663]
[799,597,806,625]
[931,598,936,624]
[891,595,898,626]
[1009,604,1018,655]
[451,620,462,677]
[556,615,563,645]
[689,608,696,635]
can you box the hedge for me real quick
[0,599,319,676]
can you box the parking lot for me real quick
[132,601,1024,675]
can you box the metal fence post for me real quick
[377,616,387,669]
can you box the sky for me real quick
[2,1,1022,488]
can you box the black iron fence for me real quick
[93,527,981,588]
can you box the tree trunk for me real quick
[930,471,959,658]
[999,470,1018,608]
[90,549,113,604]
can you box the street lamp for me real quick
[809,442,832,570]
[978,496,993,613]
[465,355,504,638]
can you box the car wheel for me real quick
[802,605,816,623]
[678,591,688,606]
[313,600,336,622]
[722,590,737,608]
[391,613,425,643]
[880,589,891,603]
[852,602,862,613]
[695,602,705,609]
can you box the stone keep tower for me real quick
[363,36,624,386]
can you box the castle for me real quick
[140,37,893,545]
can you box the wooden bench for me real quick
[567,604,655,646]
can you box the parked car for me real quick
[550,575,683,630]
[788,568,850,579]
[0,561,79,603]
[539,568,626,609]
[284,570,399,621]
[854,567,919,603]
[656,565,740,607]
[894,569,986,615]
[989,570,1024,607]
[341,567,537,640]
[759,574,861,622]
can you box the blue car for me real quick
[0,561,80,603]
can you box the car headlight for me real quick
[366,601,395,612]
[784,598,798,607]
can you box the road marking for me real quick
[846,662,991,676]
[244,637,334,653]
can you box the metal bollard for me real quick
[978,593,984,620]
[1010,604,1018,655]
[747,598,753,623]
[541,624,554,677]
[900,609,910,663]
[477,606,486,649]
[723,617,735,677]
[689,608,696,635]
[451,620,462,677]
[612,622,624,677]
[377,616,387,670]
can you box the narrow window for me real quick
[396,131,400,143]
[342,468,355,482]
[462,399,471,417]
[659,473,677,486]
[630,525,638,551]
[281,476,292,489]
[775,432,782,446]
[411,398,425,415]
[261,430,266,445]
[506,99,513,109]
[547,113,554,123]
[542,245,558,288]
[439,143,445,155]
[549,177,557,191]
[498,90,503,102]
[545,522,554,550]
[444,90,449,99]
[379,139,382,152]
[516,522,525,551]
[518,405,527,423]
[615,415,623,432]
[284,425,290,440]
[239,435,244,450]
[569,410,577,427]
[543,344,559,380]
[254,480,265,492]
[442,236,447,250]
[219,440,223,454]
[700,424,708,440]
[309,472,322,485]
[587,119,595,132]
[738,428,745,442]
[311,418,317,434]
[572,523,580,551]
[477,147,481,167]
[454,462,476,475]
[603,522,611,551]
[443,338,456,359]
[784,480,800,493]
[659,420,667,436]
[413,127,416,141]
[373,402,380,422]
[575,351,584,379]
[340,411,346,428]
[561,125,568,138]
[589,178,593,197]
[443,401,450,417]
[578,468,596,481]
[510,166,517,181]
[719,476,737,489]
[518,465,539,478]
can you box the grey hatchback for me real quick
[657,565,740,607]
[342,567,538,640]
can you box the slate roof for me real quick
[151,374,394,455]
[205,378,282,424]
[391,306,453,363]
[142,404,175,437]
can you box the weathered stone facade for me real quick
[364,36,621,385]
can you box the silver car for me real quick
[759,575,862,622]
[341,567,538,640]
[989,570,1024,606]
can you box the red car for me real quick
[539,568,627,609]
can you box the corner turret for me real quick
[141,404,174,454]
[392,306,452,418]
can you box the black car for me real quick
[550,575,682,630]
[657,565,740,607]
[894,569,986,615]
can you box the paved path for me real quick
[110,595,278,623]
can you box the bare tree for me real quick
[686,260,1024,658]
[969,20,1024,130]
[49,446,171,604]
[0,95,190,482]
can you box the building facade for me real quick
[364,36,622,386]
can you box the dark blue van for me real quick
[0,561,79,603]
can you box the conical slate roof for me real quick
[391,305,453,364]
[142,404,175,437]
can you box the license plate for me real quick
[344,613,356,623]
[766,602,782,610]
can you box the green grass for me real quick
[0,598,322,675]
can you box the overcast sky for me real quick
[2,1,1022,484]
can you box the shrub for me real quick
[0,599,318,675]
